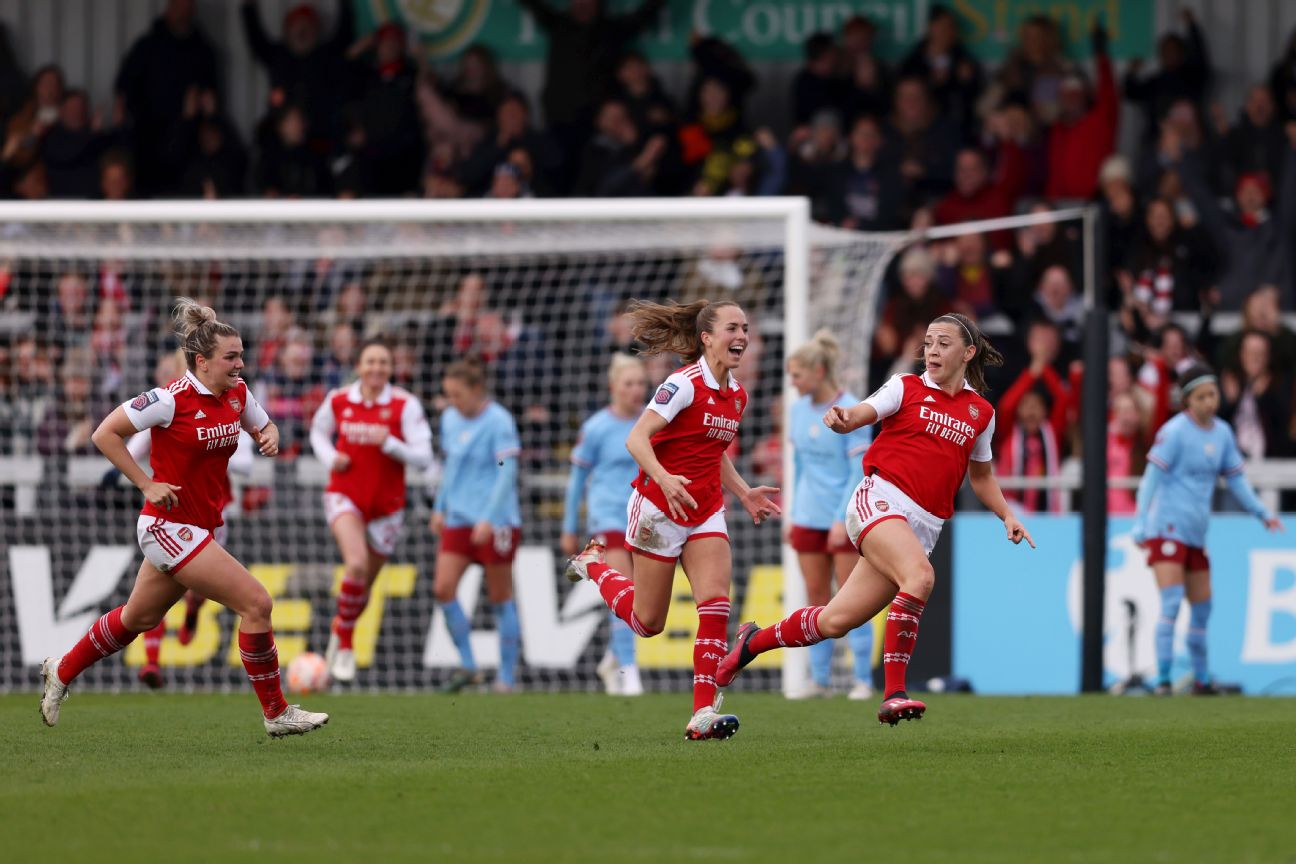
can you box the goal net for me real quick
[0,199,906,693]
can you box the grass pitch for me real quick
[2,692,1292,863]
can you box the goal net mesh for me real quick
[0,206,906,692]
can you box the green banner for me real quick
[358,0,1152,63]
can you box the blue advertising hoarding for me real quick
[953,514,1296,694]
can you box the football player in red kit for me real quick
[717,313,1034,725]
[311,339,433,683]
[565,299,779,740]
[39,298,328,737]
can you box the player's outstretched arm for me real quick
[720,453,780,525]
[967,460,1035,548]
[91,406,181,510]
[824,401,879,434]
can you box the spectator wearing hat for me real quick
[351,21,423,196]
[241,0,356,151]
[1044,22,1118,201]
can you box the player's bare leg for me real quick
[327,512,381,684]
[484,562,519,692]
[179,542,327,736]
[434,552,482,692]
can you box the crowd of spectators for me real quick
[3,0,1296,514]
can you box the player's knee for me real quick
[900,560,935,599]
[635,612,666,636]
[816,610,849,639]
[241,587,274,624]
[344,560,367,582]
[124,606,163,632]
[433,583,457,604]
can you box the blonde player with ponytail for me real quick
[785,330,877,699]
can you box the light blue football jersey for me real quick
[1140,412,1251,547]
[438,401,521,527]
[568,408,639,534]
[790,391,872,529]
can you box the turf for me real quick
[2,692,1292,863]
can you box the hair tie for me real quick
[1181,374,1217,397]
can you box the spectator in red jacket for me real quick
[932,108,1028,248]
[1045,23,1118,200]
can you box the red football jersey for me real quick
[124,372,270,529]
[310,382,432,521]
[632,361,746,527]
[860,372,996,519]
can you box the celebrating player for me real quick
[429,358,523,693]
[717,312,1033,725]
[131,413,255,689]
[311,338,434,684]
[565,299,779,741]
[40,298,327,737]
[1132,363,1281,695]
[561,353,648,696]
[786,330,876,699]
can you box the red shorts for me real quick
[1143,538,1210,571]
[590,530,626,552]
[439,526,522,565]
[788,525,856,556]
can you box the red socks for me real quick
[238,630,288,719]
[883,592,925,697]
[334,574,370,650]
[58,606,141,684]
[590,562,656,637]
[693,597,730,711]
[747,605,826,655]
[143,621,165,666]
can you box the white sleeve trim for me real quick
[862,374,906,421]
[240,383,270,433]
[382,397,435,469]
[124,387,175,431]
[125,430,152,464]
[646,372,695,423]
[309,394,338,467]
[970,413,996,462]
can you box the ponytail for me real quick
[931,313,1003,394]
[627,298,741,363]
[173,297,239,370]
[789,328,841,387]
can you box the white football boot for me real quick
[684,694,739,741]
[39,657,69,727]
[325,631,356,684]
[848,680,875,701]
[619,664,644,697]
[597,650,621,695]
[264,704,329,738]
[564,537,606,582]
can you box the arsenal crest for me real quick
[968,405,980,420]
[734,398,743,413]
[229,398,242,412]
[876,500,890,512]
[177,527,193,542]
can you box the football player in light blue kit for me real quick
[1132,364,1282,695]
[562,354,648,696]
[786,331,877,699]
[429,359,524,693]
